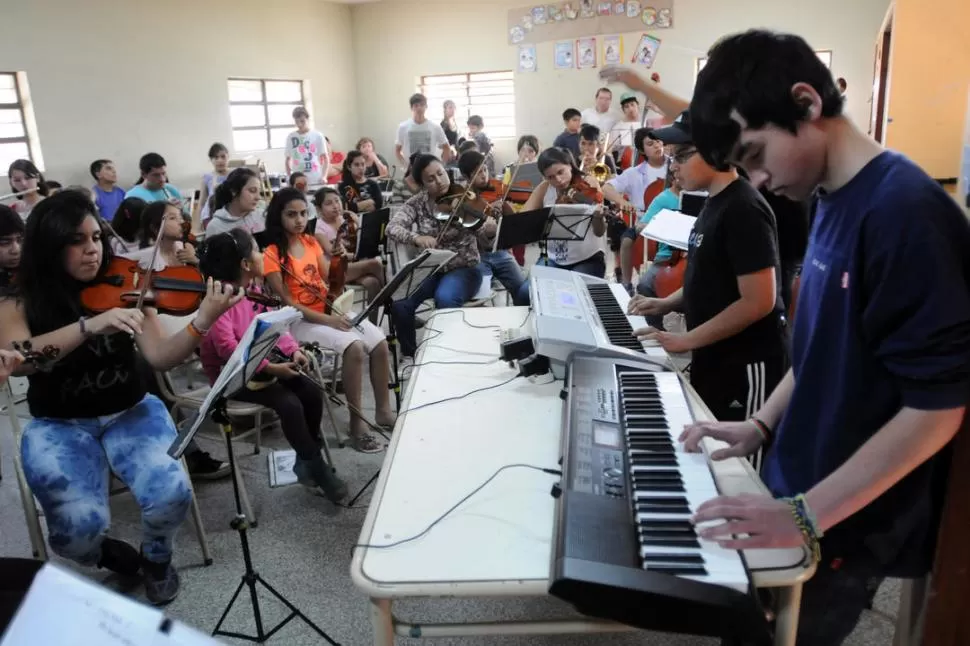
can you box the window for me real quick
[420,71,516,139]
[227,78,305,152]
[695,50,832,80]
[0,72,40,174]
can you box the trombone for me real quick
[589,132,616,184]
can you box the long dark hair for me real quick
[7,159,49,197]
[198,228,254,284]
[213,167,258,211]
[110,197,148,243]
[537,147,582,180]
[20,191,111,333]
[262,187,308,274]
[138,201,178,248]
[341,150,365,185]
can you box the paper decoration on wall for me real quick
[632,33,661,67]
[554,40,575,69]
[577,37,597,68]
[603,35,622,65]
[507,0,672,45]
[518,44,538,72]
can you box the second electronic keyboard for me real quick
[528,264,668,377]
[549,353,771,644]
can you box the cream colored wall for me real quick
[0,0,356,189]
[350,0,891,170]
[883,0,970,180]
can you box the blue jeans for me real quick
[516,252,606,304]
[20,394,191,566]
[636,262,665,330]
[391,265,483,357]
[480,251,528,306]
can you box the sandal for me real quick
[375,410,398,433]
[351,432,384,454]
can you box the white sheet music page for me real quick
[0,563,224,645]
[640,208,697,250]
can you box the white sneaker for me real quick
[398,356,415,380]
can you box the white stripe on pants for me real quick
[746,361,767,472]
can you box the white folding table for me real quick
[351,307,814,645]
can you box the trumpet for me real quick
[590,161,614,183]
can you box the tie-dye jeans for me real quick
[20,394,191,566]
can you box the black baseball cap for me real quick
[648,110,693,145]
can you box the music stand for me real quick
[355,207,390,260]
[493,204,596,263]
[167,308,341,646]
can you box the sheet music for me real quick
[0,564,223,646]
[640,208,697,251]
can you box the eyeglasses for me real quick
[666,148,698,165]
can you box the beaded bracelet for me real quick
[783,493,823,563]
[186,320,209,339]
[748,416,771,442]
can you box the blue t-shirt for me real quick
[764,152,970,575]
[93,185,126,220]
[125,183,182,204]
[552,131,581,159]
[638,188,679,262]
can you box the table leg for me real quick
[773,583,802,646]
[370,597,395,646]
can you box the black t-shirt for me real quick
[339,179,384,213]
[682,178,786,359]
[365,154,390,179]
[27,331,147,419]
[441,121,459,147]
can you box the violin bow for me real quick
[275,260,359,327]
[133,221,168,311]
[434,150,492,246]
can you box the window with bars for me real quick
[227,78,306,152]
[420,71,516,139]
[695,50,833,80]
[0,72,40,174]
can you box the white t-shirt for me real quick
[607,160,668,210]
[543,185,604,267]
[395,119,449,162]
[580,108,619,139]
[286,129,327,185]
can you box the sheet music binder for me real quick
[639,208,697,251]
[349,249,455,326]
[355,207,390,259]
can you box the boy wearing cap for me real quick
[628,110,788,425]
[610,92,642,153]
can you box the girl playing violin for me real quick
[261,188,393,454]
[127,201,198,269]
[198,229,347,501]
[456,151,527,305]
[312,187,385,312]
[521,147,607,278]
[385,154,484,367]
[108,197,148,255]
[0,191,241,604]
[338,150,384,215]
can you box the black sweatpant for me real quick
[232,375,325,461]
[690,349,788,423]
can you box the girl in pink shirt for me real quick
[198,228,347,503]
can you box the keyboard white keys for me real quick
[609,284,669,362]
[616,369,749,594]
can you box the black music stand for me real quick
[494,204,596,264]
[168,310,341,646]
[355,208,390,260]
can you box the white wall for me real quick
[0,0,356,190]
[350,0,891,170]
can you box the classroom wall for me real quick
[0,0,357,190]
[350,0,892,170]
[883,0,970,180]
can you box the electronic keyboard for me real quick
[549,353,771,644]
[528,264,669,377]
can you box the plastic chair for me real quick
[3,383,213,565]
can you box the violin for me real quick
[337,210,359,258]
[80,257,280,316]
[433,182,487,231]
[180,219,198,245]
[11,339,60,372]
[557,175,603,206]
[476,178,514,216]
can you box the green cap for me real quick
[619,91,638,104]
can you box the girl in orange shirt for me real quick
[261,188,392,454]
